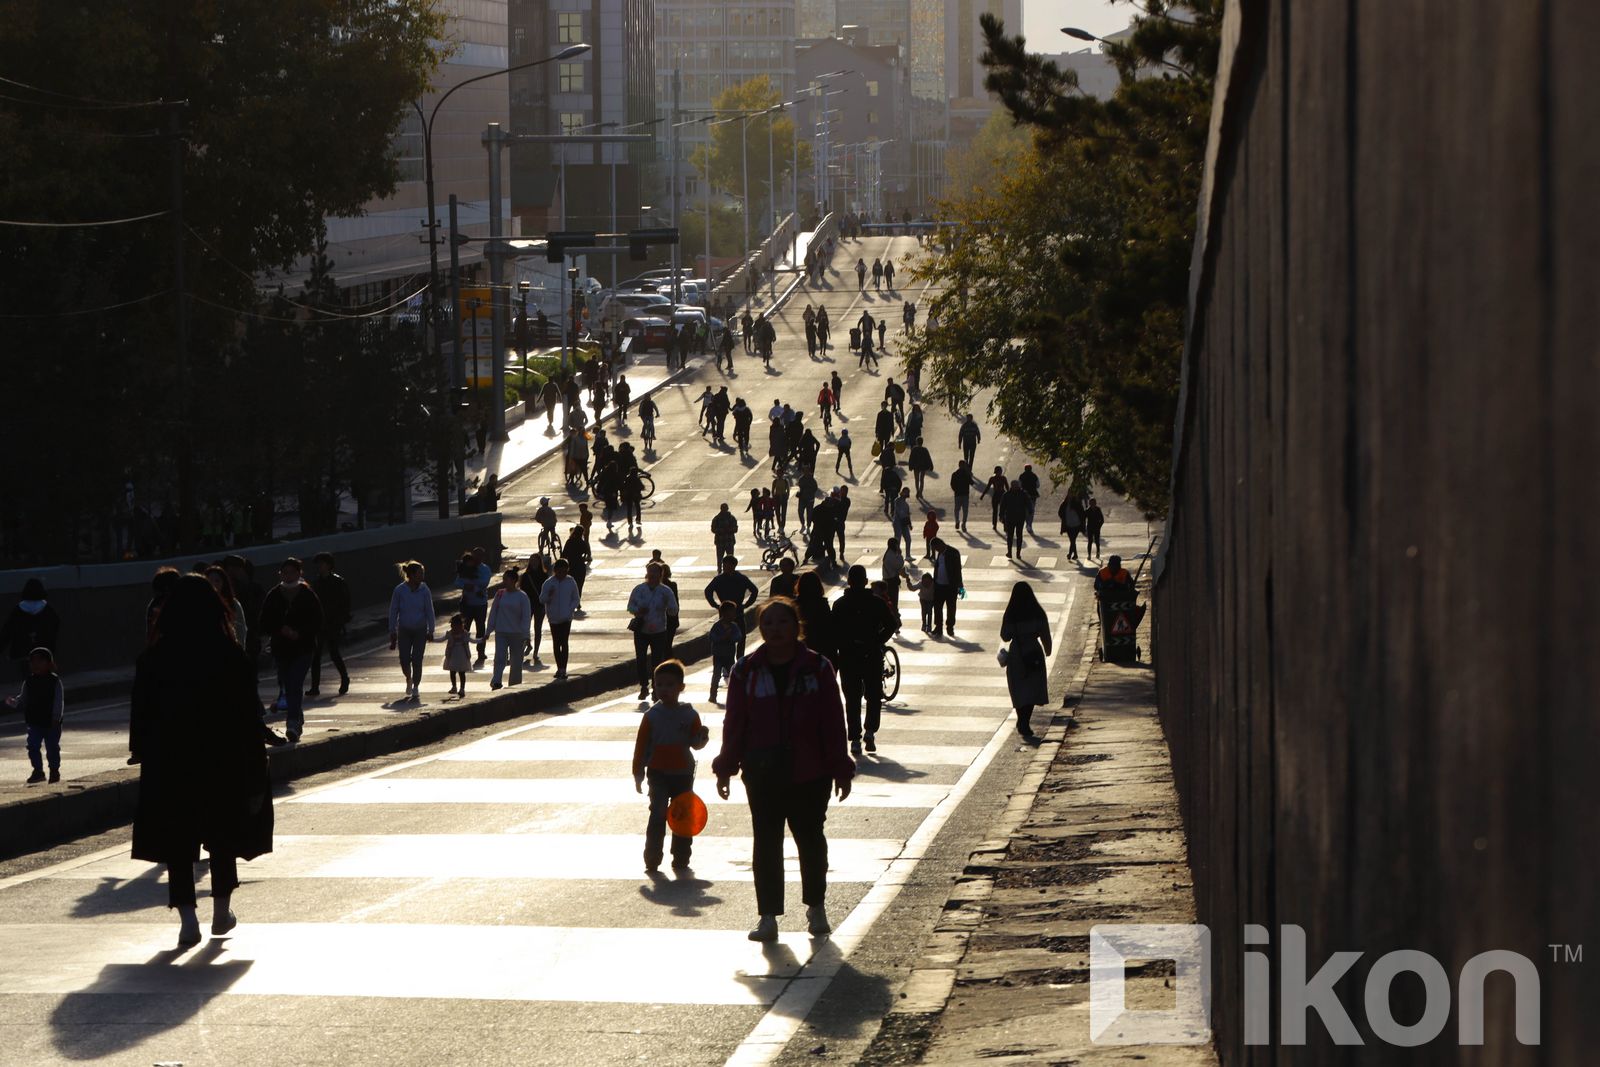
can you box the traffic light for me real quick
[546,230,596,263]
[628,227,679,260]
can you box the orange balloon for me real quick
[666,790,709,837]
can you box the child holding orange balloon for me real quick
[631,659,711,872]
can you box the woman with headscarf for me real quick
[1,577,60,677]
[712,597,854,942]
[130,574,275,945]
[1000,582,1053,739]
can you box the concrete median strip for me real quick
[0,625,719,862]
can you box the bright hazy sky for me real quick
[1021,0,1131,53]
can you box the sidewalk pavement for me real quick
[0,272,799,716]
[0,240,821,858]
[860,585,1219,1066]
[464,267,806,496]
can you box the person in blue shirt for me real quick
[455,547,493,666]
[388,561,436,701]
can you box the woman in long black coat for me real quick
[130,574,275,946]
[1000,582,1053,740]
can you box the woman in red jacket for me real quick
[714,597,854,942]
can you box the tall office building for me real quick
[835,0,908,46]
[508,0,657,242]
[907,0,945,104]
[654,0,798,177]
[287,0,511,303]
[798,0,835,39]
[945,0,1022,103]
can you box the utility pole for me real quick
[484,122,510,441]
[448,194,467,512]
[741,116,750,300]
[670,69,681,303]
[168,102,197,546]
[703,133,712,287]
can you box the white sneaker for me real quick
[747,915,779,942]
[807,905,831,937]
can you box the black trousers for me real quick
[311,629,348,689]
[529,606,545,657]
[840,661,884,740]
[634,630,672,686]
[1004,521,1025,556]
[550,620,572,673]
[167,853,238,909]
[934,585,959,632]
[745,775,831,916]
[797,496,813,530]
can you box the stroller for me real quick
[849,326,862,352]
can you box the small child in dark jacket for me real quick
[7,647,64,783]
[708,601,745,704]
[631,660,709,871]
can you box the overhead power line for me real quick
[0,74,173,109]
[0,290,171,319]
[0,210,168,228]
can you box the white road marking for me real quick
[723,586,1078,1066]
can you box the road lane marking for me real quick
[723,585,1077,1066]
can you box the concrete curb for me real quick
[861,610,1131,1063]
[0,626,717,862]
[494,267,807,494]
[0,593,467,717]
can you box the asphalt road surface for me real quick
[0,234,1153,1066]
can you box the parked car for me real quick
[621,315,676,354]
[599,291,673,321]
[670,306,727,347]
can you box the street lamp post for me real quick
[1060,27,1192,75]
[415,41,590,512]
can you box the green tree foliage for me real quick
[690,76,813,229]
[905,1,1219,515]
[943,109,1031,202]
[0,0,447,561]
[677,204,750,262]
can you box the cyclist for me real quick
[639,394,659,448]
[535,498,560,554]
[817,382,834,432]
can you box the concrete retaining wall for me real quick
[1154,1,1599,1061]
[1,515,502,674]
[710,213,799,306]
[0,623,715,861]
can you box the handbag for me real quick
[996,646,1010,668]
[628,615,644,633]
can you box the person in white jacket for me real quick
[486,570,533,689]
[538,559,582,681]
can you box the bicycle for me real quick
[760,533,799,571]
[881,644,902,702]
[537,526,563,558]
[641,417,656,449]
[584,466,655,500]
